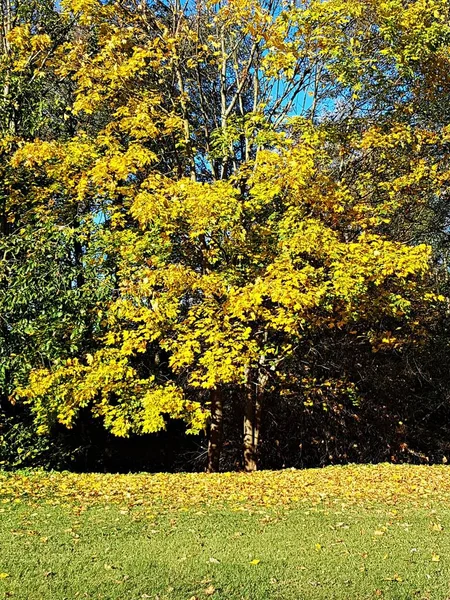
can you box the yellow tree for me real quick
[16,121,439,470]
[10,0,450,471]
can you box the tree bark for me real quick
[243,379,258,472]
[206,387,223,473]
[243,368,267,472]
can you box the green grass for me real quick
[1,466,450,599]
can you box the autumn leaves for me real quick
[1,0,450,471]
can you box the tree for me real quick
[0,0,117,467]
[16,122,437,470]
[5,0,450,472]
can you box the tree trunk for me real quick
[206,388,223,473]
[243,381,258,472]
[243,368,267,472]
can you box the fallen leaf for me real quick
[250,559,261,565]
[386,573,403,582]
[204,584,216,595]
[209,557,220,564]
[431,553,440,562]
[0,573,9,579]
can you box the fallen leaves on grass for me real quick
[1,465,449,512]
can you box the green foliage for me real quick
[0,409,61,469]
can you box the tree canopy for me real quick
[1,0,450,472]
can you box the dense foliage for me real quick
[1,0,450,472]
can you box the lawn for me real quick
[1,464,450,599]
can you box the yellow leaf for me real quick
[386,573,403,582]
[204,584,216,595]
[0,573,9,579]
[431,553,440,562]
[250,559,261,565]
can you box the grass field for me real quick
[1,464,450,600]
